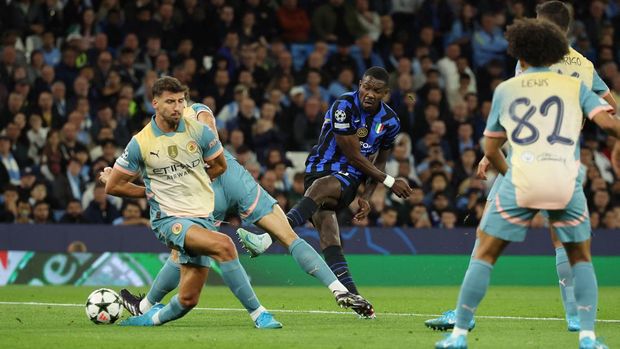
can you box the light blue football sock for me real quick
[153,294,191,325]
[220,258,261,313]
[146,256,181,305]
[467,238,480,266]
[289,238,339,288]
[555,247,577,318]
[455,259,493,330]
[573,262,598,331]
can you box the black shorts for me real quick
[304,171,362,211]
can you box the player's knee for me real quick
[214,235,237,261]
[307,177,338,202]
[178,291,200,309]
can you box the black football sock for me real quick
[286,196,318,228]
[323,245,359,295]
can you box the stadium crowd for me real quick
[0,0,619,229]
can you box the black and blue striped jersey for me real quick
[305,91,400,178]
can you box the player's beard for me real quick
[160,110,181,130]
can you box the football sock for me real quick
[220,258,261,314]
[286,196,318,228]
[152,294,190,325]
[289,238,347,292]
[573,262,598,331]
[249,305,267,322]
[146,256,180,308]
[555,247,577,318]
[455,259,493,330]
[323,245,358,294]
[469,238,480,263]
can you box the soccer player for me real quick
[104,76,281,328]
[238,67,413,311]
[426,1,617,333]
[115,102,373,318]
[435,19,618,349]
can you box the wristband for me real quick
[383,175,395,188]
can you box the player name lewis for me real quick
[521,78,549,87]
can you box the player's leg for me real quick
[549,227,579,331]
[425,202,489,331]
[312,208,360,293]
[246,203,373,316]
[548,191,607,348]
[120,251,181,315]
[286,174,341,227]
[436,180,533,348]
[151,263,209,325]
[184,224,282,328]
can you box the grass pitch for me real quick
[0,285,618,349]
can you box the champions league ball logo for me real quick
[334,110,346,123]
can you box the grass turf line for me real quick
[0,286,618,349]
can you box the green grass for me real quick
[0,286,618,348]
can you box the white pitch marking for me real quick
[1,301,619,323]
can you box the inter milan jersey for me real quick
[305,91,400,178]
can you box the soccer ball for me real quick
[85,288,123,324]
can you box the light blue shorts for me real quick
[480,171,590,243]
[151,216,217,267]
[212,159,277,225]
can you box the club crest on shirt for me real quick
[356,127,368,138]
[171,223,183,235]
[168,145,178,158]
[186,141,198,154]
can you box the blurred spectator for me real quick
[15,200,33,224]
[377,206,398,227]
[52,157,85,209]
[60,199,88,224]
[472,12,508,69]
[312,0,364,44]
[0,135,21,186]
[0,185,19,222]
[293,96,323,151]
[32,201,54,224]
[113,200,149,226]
[83,182,120,224]
[67,240,88,252]
[351,35,385,78]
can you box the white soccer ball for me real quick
[85,288,123,324]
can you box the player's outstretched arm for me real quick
[601,91,617,114]
[355,150,389,221]
[591,111,620,139]
[335,133,412,198]
[205,151,227,179]
[105,167,146,198]
[483,137,508,176]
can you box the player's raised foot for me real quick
[254,311,282,329]
[119,289,145,316]
[334,291,375,319]
[119,303,164,326]
[236,228,272,257]
[567,315,580,332]
[579,337,609,349]
[435,334,467,349]
[425,309,475,332]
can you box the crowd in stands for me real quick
[0,0,619,229]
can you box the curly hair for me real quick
[505,18,569,67]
